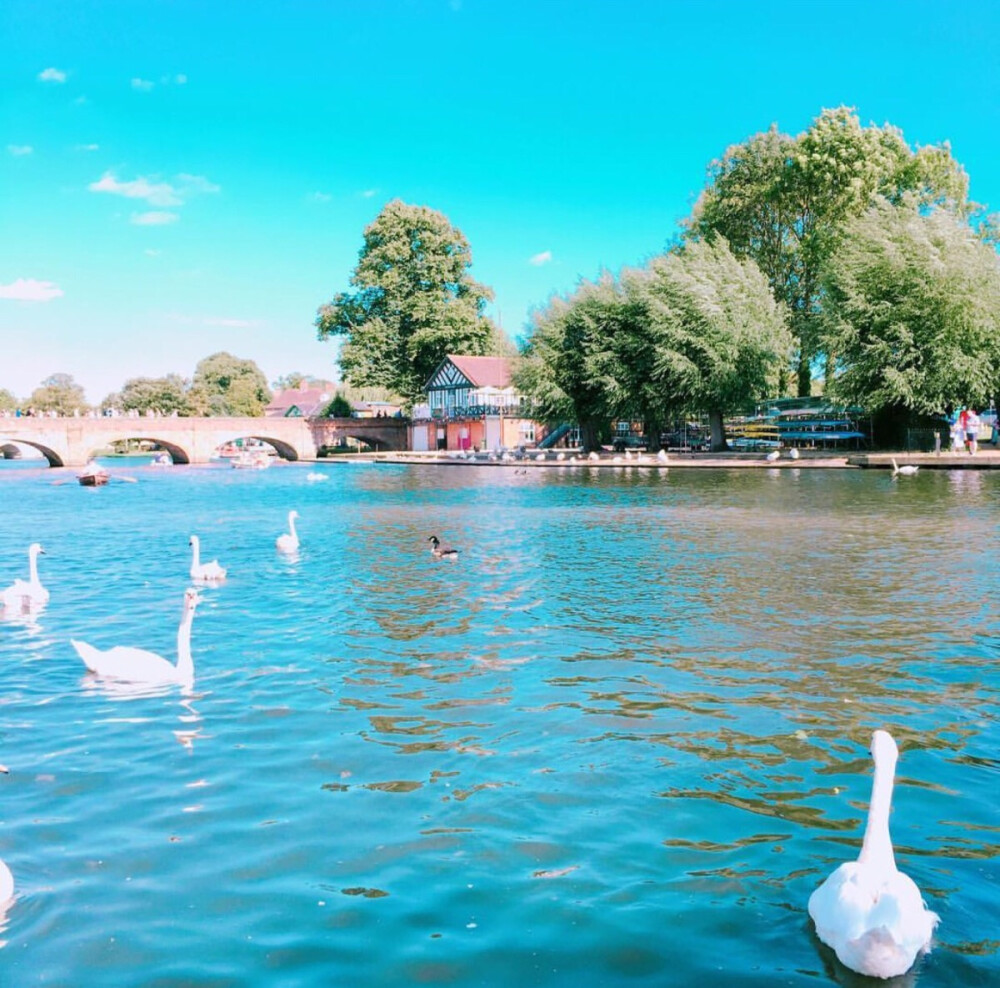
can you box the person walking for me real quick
[965,407,981,454]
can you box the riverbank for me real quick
[360,448,1000,469]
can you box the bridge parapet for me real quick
[0,416,321,467]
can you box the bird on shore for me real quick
[788,447,800,460]
[1,543,49,614]
[808,730,939,979]
[188,535,227,582]
[276,510,300,553]
[891,458,919,477]
[428,535,459,559]
[0,764,12,904]
[657,449,669,464]
[72,588,201,689]
[766,449,781,463]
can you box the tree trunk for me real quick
[579,419,602,453]
[708,409,727,452]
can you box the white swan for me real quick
[765,449,781,463]
[188,535,226,581]
[71,588,201,689]
[0,764,11,904]
[891,457,919,477]
[788,447,800,460]
[808,730,939,979]
[276,510,300,553]
[657,449,669,464]
[1,542,49,614]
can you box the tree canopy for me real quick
[516,239,791,450]
[188,352,271,416]
[0,388,16,412]
[103,374,192,416]
[822,197,1000,439]
[691,106,970,395]
[28,373,88,415]
[316,200,497,406]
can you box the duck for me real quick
[808,730,939,979]
[1,542,49,614]
[428,535,459,559]
[0,765,11,904]
[188,535,227,582]
[891,457,919,477]
[71,588,201,689]
[276,510,300,553]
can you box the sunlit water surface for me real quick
[0,460,997,986]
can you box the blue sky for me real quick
[2,0,998,404]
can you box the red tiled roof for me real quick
[265,383,335,417]
[446,355,511,388]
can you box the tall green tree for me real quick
[692,106,969,395]
[0,388,17,413]
[28,373,88,415]
[188,352,271,416]
[316,200,496,406]
[639,238,792,450]
[822,197,1000,443]
[516,275,628,451]
[103,374,192,416]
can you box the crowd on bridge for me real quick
[1,408,182,420]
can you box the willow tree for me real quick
[316,200,496,406]
[516,275,638,451]
[692,106,969,396]
[639,238,792,451]
[822,197,1000,444]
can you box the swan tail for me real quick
[71,639,104,673]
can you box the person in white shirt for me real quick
[965,408,981,454]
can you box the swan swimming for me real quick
[0,764,11,904]
[71,588,201,689]
[808,730,939,979]
[1,542,49,614]
[188,535,227,582]
[276,510,300,553]
[428,535,459,559]
[891,457,919,477]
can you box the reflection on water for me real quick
[0,463,997,986]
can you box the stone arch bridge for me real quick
[0,416,408,467]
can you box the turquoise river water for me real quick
[0,459,997,987]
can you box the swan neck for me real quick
[289,515,298,538]
[858,758,897,872]
[29,550,40,584]
[190,540,200,568]
[176,604,195,681]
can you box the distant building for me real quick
[411,354,545,452]
[265,382,336,418]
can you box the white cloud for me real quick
[131,78,155,92]
[176,173,220,195]
[0,278,64,302]
[89,172,182,206]
[75,143,100,152]
[360,189,377,198]
[131,210,179,225]
[7,145,33,156]
[38,67,67,83]
[530,250,553,266]
[310,191,332,202]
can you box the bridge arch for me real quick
[0,437,64,467]
[90,434,191,465]
[217,434,300,461]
